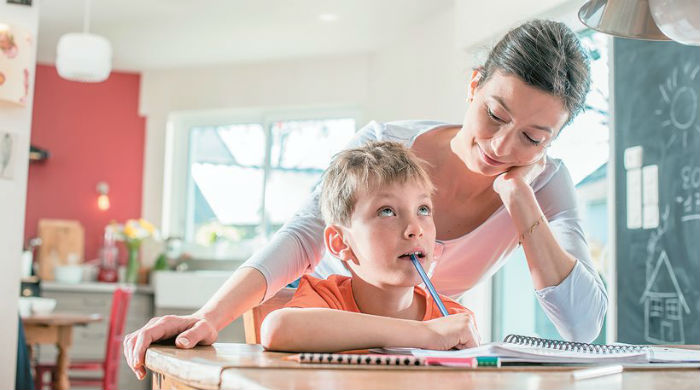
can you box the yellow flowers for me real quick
[108,218,159,244]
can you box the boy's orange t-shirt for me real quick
[285,274,467,320]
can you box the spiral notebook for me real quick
[401,334,700,364]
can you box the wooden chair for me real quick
[242,287,296,344]
[35,287,133,390]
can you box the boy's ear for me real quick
[324,225,357,264]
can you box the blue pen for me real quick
[410,253,449,316]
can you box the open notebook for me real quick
[381,334,700,364]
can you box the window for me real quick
[665,298,680,320]
[492,30,611,343]
[164,108,359,257]
[650,297,663,316]
[187,123,266,241]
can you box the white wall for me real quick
[0,2,40,388]
[454,0,575,50]
[366,5,466,123]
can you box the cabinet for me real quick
[151,270,247,343]
[38,283,154,390]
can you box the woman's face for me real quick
[453,70,570,177]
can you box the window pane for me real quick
[270,119,356,169]
[265,118,356,233]
[190,124,265,166]
[666,299,679,319]
[547,30,609,184]
[186,124,265,241]
[191,164,264,225]
[183,117,356,243]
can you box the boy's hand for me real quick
[123,314,218,380]
[421,312,480,350]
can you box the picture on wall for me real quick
[0,131,15,180]
[0,23,33,105]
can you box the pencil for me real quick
[410,253,449,316]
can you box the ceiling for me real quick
[36,0,451,72]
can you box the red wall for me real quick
[24,64,145,263]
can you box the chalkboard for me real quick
[614,38,700,344]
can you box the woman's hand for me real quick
[493,154,547,196]
[123,314,218,380]
[420,311,481,350]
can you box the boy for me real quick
[261,141,480,352]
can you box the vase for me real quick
[125,241,141,284]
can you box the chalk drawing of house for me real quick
[639,250,691,344]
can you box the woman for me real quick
[124,19,607,380]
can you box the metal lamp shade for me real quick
[578,0,671,41]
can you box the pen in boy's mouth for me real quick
[398,248,427,260]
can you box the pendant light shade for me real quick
[56,33,111,82]
[55,0,112,82]
[578,0,671,41]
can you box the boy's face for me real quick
[335,179,437,288]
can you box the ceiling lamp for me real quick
[649,0,700,46]
[578,0,671,41]
[56,0,112,82]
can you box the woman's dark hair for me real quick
[478,20,591,125]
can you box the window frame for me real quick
[162,105,363,250]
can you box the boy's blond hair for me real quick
[320,141,434,226]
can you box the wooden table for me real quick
[23,313,102,390]
[145,343,700,390]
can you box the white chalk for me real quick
[572,364,623,380]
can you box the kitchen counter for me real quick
[42,280,154,294]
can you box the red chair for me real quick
[35,287,133,390]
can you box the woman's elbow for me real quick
[569,297,608,342]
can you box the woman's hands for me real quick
[123,267,269,379]
[420,311,481,350]
[492,154,547,197]
[123,314,218,380]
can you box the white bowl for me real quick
[17,297,32,317]
[30,297,57,315]
[18,297,57,316]
[54,265,83,284]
